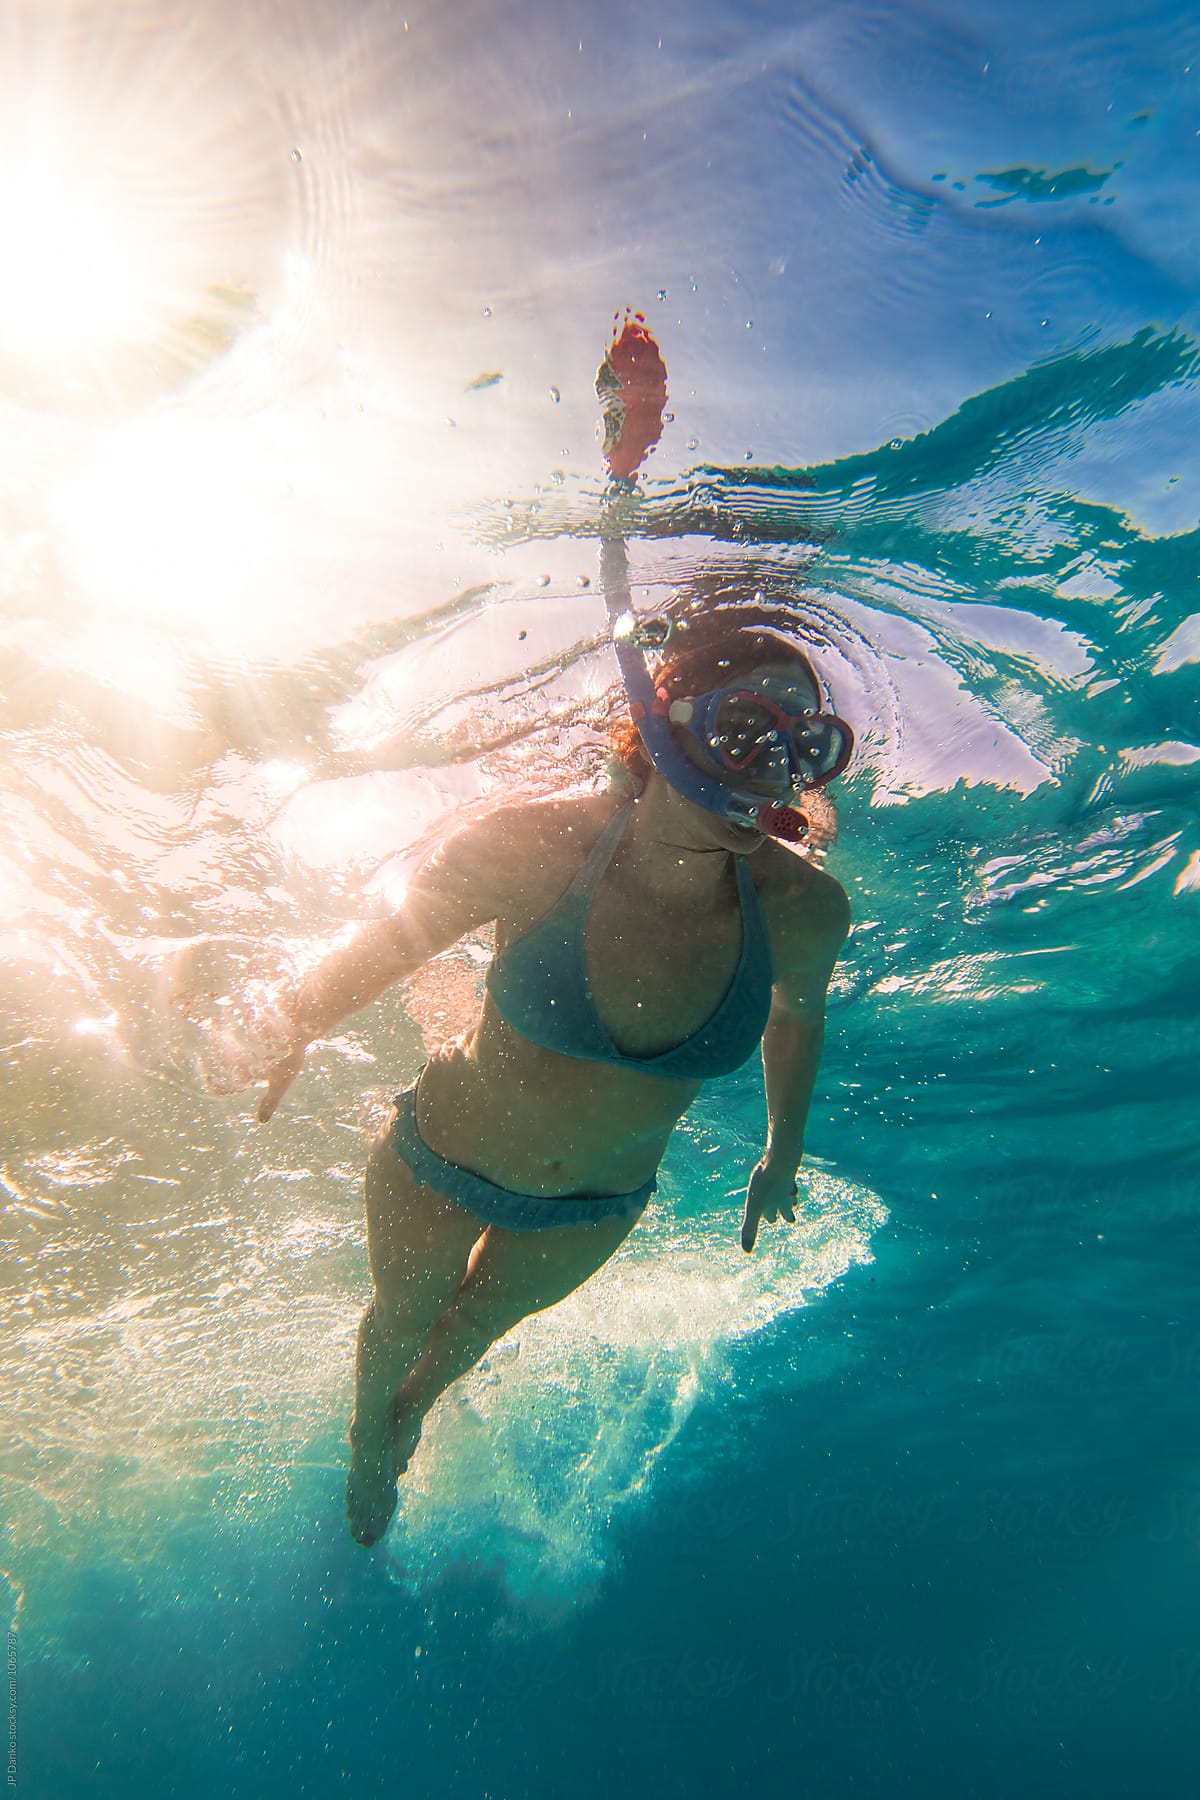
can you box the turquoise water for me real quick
[3,1,1198,1794]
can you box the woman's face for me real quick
[665,659,822,850]
[675,659,821,795]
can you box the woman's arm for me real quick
[741,871,850,1252]
[760,998,828,1175]
[256,807,522,1120]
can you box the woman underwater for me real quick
[256,614,855,1546]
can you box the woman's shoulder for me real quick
[457,792,615,853]
[522,792,619,836]
[427,793,617,895]
[437,789,605,835]
[752,839,851,941]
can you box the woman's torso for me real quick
[412,795,815,1197]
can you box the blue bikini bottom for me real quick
[389,1084,656,1233]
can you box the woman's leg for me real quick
[347,1130,485,1545]
[389,1206,643,1471]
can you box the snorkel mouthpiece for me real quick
[756,804,808,843]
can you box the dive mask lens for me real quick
[790,716,853,784]
[705,690,853,788]
[710,693,778,770]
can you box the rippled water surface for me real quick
[3,2,1198,1795]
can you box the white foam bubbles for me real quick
[384,1165,886,1624]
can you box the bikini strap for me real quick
[560,801,634,905]
[734,854,774,981]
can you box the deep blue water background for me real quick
[22,1162,1200,1800]
[4,0,1199,1794]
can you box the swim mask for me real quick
[610,603,855,840]
[664,683,854,793]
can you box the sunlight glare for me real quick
[0,159,151,360]
[57,417,282,652]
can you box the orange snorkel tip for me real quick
[597,310,669,482]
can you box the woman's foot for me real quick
[346,1418,400,1547]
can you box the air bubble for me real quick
[657,289,667,301]
[549,386,561,403]
[290,147,302,163]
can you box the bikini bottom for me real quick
[389,1083,656,1233]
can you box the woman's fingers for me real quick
[257,1047,305,1122]
[742,1169,801,1250]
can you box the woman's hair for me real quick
[609,614,824,794]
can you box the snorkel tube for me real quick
[597,314,817,842]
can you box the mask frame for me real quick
[671,684,854,791]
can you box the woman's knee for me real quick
[368,1286,447,1342]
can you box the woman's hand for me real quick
[257,1041,310,1122]
[741,1158,799,1254]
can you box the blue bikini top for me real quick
[485,803,774,1081]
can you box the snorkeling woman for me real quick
[255,617,854,1546]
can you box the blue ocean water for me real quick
[3,1,1198,1795]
